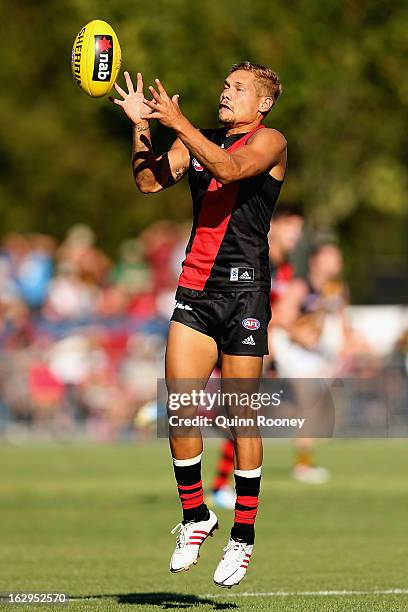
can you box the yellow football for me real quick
[71,19,122,97]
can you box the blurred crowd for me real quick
[0,216,406,441]
[0,222,187,440]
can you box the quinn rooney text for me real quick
[168,415,306,429]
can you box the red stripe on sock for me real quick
[234,495,259,525]
[236,495,259,507]
[177,480,203,491]
[179,490,202,499]
[178,485,204,510]
[234,508,258,524]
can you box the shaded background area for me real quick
[1,0,407,303]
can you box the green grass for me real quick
[0,440,407,611]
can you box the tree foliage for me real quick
[0,0,407,300]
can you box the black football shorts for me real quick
[170,286,271,356]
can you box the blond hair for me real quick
[229,61,282,110]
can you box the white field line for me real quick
[203,588,408,597]
[69,588,408,601]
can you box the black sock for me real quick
[173,458,209,523]
[230,473,261,545]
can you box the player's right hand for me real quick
[111,72,152,125]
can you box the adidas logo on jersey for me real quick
[175,301,193,311]
[230,267,254,282]
[242,335,256,345]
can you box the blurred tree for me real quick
[0,0,406,301]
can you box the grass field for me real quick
[1,439,407,611]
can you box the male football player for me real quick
[112,61,286,587]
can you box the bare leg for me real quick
[220,353,263,546]
[166,321,218,460]
[166,323,220,570]
[221,354,263,469]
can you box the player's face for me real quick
[272,216,304,253]
[314,245,343,279]
[218,71,266,125]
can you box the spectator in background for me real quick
[1,233,55,310]
[139,220,182,319]
[113,238,152,295]
[56,224,111,286]
[139,220,180,293]
[19,235,55,309]
[43,260,99,321]
[113,237,156,319]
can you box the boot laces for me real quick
[171,521,194,549]
[223,538,247,558]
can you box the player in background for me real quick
[268,204,304,306]
[267,204,305,366]
[112,62,287,587]
[268,209,331,483]
[209,204,304,509]
[272,240,352,483]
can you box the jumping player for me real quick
[112,62,286,587]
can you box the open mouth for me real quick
[219,103,231,111]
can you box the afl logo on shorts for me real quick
[192,158,204,172]
[242,318,260,331]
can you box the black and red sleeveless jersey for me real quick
[177,125,284,292]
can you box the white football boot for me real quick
[213,537,253,588]
[170,509,219,573]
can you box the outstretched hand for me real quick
[111,72,152,125]
[141,79,184,130]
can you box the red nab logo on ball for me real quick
[93,35,113,81]
[192,158,204,172]
[242,318,260,331]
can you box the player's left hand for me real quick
[141,79,184,130]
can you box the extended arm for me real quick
[142,79,287,184]
[112,72,190,193]
[175,119,286,184]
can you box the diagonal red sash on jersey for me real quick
[179,125,265,291]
